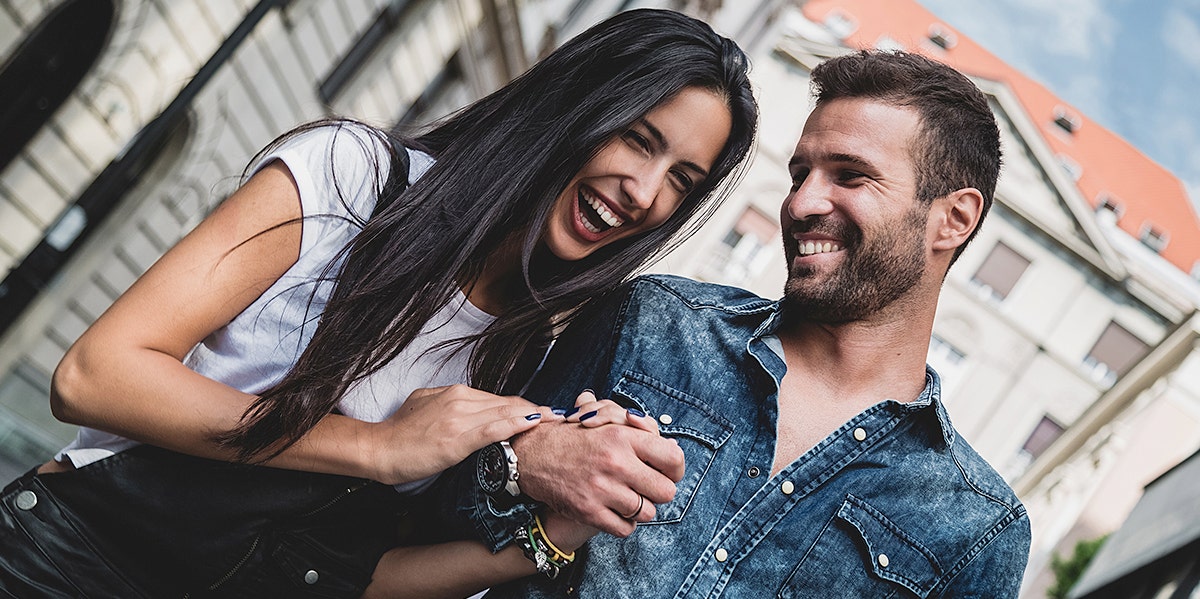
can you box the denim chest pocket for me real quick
[779,495,942,599]
[611,372,733,524]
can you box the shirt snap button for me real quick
[714,548,728,562]
[658,414,673,425]
[877,553,890,568]
[780,481,795,495]
[747,466,761,478]
[15,490,37,511]
[304,570,320,585]
[853,427,867,441]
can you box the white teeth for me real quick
[798,241,842,256]
[582,190,624,228]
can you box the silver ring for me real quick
[619,494,645,520]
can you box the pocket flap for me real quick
[612,372,733,449]
[836,495,942,595]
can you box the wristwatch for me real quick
[477,440,522,498]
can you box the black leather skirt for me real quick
[0,445,405,598]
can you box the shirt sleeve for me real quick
[420,283,635,552]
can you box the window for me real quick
[970,242,1030,301]
[1053,107,1080,135]
[1021,415,1065,461]
[1139,223,1168,254]
[318,0,416,104]
[1095,194,1123,222]
[929,335,966,366]
[928,334,968,403]
[0,0,115,175]
[927,24,956,50]
[1057,154,1083,181]
[0,365,67,481]
[1083,321,1150,386]
[697,206,778,285]
[874,35,905,52]
[822,10,858,39]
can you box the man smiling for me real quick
[445,49,1031,597]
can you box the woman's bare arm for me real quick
[49,162,548,483]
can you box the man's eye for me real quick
[838,170,866,183]
[789,168,809,190]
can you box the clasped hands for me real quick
[512,390,685,538]
[363,385,684,540]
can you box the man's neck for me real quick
[779,316,931,397]
[769,306,934,475]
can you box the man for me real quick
[439,49,1031,597]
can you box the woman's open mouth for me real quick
[578,188,625,234]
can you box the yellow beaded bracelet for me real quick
[533,514,576,562]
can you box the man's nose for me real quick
[784,176,834,222]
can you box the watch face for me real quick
[477,443,506,495]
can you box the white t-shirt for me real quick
[58,124,491,494]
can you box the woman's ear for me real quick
[931,187,984,254]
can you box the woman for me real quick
[0,8,757,598]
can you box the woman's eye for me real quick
[671,170,695,193]
[624,130,651,152]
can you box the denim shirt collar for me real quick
[754,299,957,450]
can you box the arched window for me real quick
[0,0,115,174]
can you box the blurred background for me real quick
[1,0,1197,596]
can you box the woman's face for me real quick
[543,86,734,262]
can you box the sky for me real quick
[915,0,1200,214]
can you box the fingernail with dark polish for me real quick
[582,388,594,394]
[551,408,568,416]
[627,408,646,418]
[579,410,598,422]
[564,407,581,417]
[525,413,542,421]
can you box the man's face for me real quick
[780,97,930,323]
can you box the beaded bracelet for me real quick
[515,514,576,579]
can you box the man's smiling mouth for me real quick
[797,241,842,256]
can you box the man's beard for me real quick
[783,204,927,323]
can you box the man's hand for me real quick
[511,394,685,537]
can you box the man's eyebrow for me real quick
[641,118,710,177]
[789,152,873,170]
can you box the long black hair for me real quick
[219,8,759,461]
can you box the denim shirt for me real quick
[437,275,1031,598]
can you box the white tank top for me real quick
[58,124,490,494]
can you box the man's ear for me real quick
[931,188,984,253]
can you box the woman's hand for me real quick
[364,384,560,486]
[566,390,659,433]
